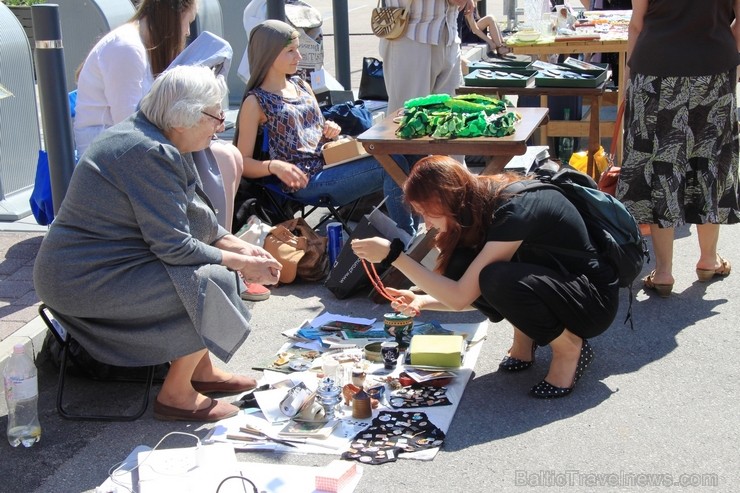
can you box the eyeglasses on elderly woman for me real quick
[201,110,226,125]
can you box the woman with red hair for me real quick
[352,156,619,398]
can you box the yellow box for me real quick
[409,335,465,368]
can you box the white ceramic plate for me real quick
[289,358,311,371]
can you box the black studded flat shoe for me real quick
[499,341,538,372]
[530,340,594,399]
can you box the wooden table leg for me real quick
[539,94,548,146]
[373,153,409,188]
[587,94,601,178]
[480,155,514,175]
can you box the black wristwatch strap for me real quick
[380,238,405,269]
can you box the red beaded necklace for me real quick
[360,259,420,317]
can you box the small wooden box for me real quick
[322,137,368,167]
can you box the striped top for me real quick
[386,0,459,45]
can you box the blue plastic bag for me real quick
[30,91,78,225]
[29,150,54,225]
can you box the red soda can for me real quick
[326,222,343,269]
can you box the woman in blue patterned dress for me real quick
[233,20,416,237]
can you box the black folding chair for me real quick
[38,304,157,421]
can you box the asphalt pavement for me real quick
[1,217,739,493]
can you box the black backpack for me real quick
[508,167,649,289]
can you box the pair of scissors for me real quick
[228,426,300,448]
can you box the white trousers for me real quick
[379,34,463,116]
[380,33,465,164]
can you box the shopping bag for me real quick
[325,208,410,299]
[29,150,54,226]
[358,57,388,102]
[321,100,373,136]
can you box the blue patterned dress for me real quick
[250,77,326,192]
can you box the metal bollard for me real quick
[331,0,351,90]
[266,0,285,22]
[32,4,75,215]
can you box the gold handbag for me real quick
[371,0,411,40]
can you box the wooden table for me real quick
[506,10,629,160]
[357,107,548,296]
[357,107,549,187]
[457,83,609,178]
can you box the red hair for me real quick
[403,156,524,273]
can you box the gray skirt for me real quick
[616,71,740,227]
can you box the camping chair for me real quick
[259,179,360,234]
[233,126,361,235]
[38,303,158,421]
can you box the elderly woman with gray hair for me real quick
[34,65,282,422]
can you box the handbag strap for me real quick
[609,100,626,159]
[377,0,412,8]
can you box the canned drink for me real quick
[326,222,343,269]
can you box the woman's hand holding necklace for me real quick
[386,287,422,317]
[351,237,391,263]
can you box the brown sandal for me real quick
[643,270,673,298]
[496,43,512,56]
[153,398,238,422]
[191,374,257,395]
[696,255,731,282]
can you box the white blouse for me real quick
[73,22,153,155]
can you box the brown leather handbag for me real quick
[263,218,328,283]
[597,100,626,196]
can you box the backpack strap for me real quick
[502,180,599,262]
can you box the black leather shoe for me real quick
[530,340,594,399]
[499,341,537,372]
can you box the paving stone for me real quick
[0,233,43,260]
[7,265,35,282]
[1,303,41,323]
[0,258,25,276]
[0,321,25,342]
[15,291,40,306]
[0,280,34,300]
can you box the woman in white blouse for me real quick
[73,0,244,233]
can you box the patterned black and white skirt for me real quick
[616,70,740,227]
